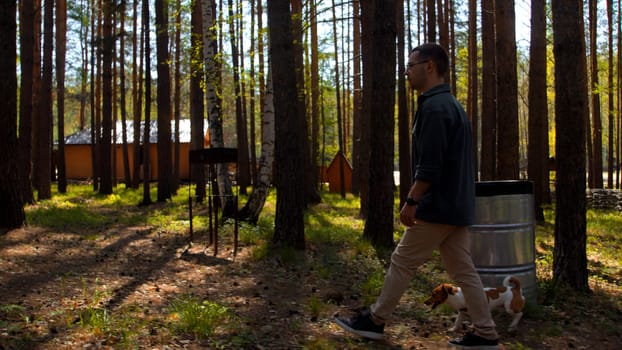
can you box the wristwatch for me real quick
[405,197,418,206]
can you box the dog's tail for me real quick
[503,275,522,290]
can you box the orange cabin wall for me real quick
[65,143,193,181]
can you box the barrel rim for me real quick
[475,180,534,196]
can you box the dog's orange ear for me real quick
[443,284,457,295]
[486,289,500,300]
[424,296,441,309]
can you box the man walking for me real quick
[334,43,499,349]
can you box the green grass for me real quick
[535,205,622,292]
[26,184,152,233]
[168,295,230,340]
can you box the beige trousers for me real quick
[370,220,498,340]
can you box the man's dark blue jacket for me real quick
[411,83,475,226]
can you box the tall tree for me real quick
[32,0,42,192]
[38,0,54,200]
[351,0,362,195]
[237,0,249,191]
[132,0,142,189]
[57,0,67,193]
[331,0,346,199]
[480,0,496,180]
[190,0,206,202]
[173,0,182,192]
[90,0,99,191]
[78,0,89,131]
[268,0,306,249]
[0,0,26,232]
[467,0,478,178]
[448,1,456,94]
[100,0,114,195]
[293,0,319,205]
[437,0,448,53]
[528,0,550,222]
[397,0,410,206]
[426,0,436,42]
[362,0,396,248]
[358,0,373,219]
[551,0,589,291]
[588,0,604,189]
[310,0,321,195]
[19,0,36,204]
[142,0,153,206]
[119,0,131,187]
[589,0,604,188]
[606,0,615,189]
[494,0,519,179]
[156,0,173,202]
[617,0,621,189]
[257,0,266,147]
[248,0,258,185]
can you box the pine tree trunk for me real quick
[100,0,114,195]
[551,0,589,292]
[38,0,54,200]
[190,0,206,201]
[268,1,306,250]
[293,0,320,205]
[480,0,496,180]
[141,0,152,205]
[351,0,362,195]
[156,0,173,202]
[358,0,374,219]
[331,0,346,199]
[606,0,614,189]
[31,0,42,192]
[310,0,321,196]
[173,0,182,193]
[56,0,67,193]
[494,0,519,180]
[132,0,142,189]
[617,0,621,189]
[79,0,89,131]
[397,0,411,206]
[248,0,258,187]
[426,0,435,42]
[589,0,604,189]
[467,0,478,180]
[119,1,132,188]
[528,0,550,223]
[362,0,396,248]
[19,0,35,204]
[0,0,26,232]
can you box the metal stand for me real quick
[188,147,238,257]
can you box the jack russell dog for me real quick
[424,275,525,332]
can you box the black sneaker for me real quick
[448,332,499,349]
[334,309,384,340]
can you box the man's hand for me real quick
[399,203,417,227]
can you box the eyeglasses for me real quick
[407,60,429,69]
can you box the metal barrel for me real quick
[469,181,537,305]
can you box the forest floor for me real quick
[0,187,621,349]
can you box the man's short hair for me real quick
[411,43,449,77]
